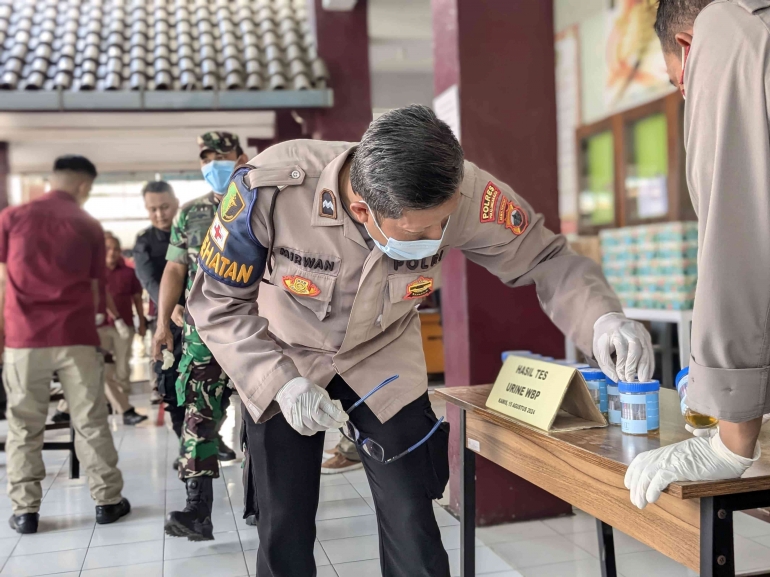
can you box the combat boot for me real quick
[164,477,214,541]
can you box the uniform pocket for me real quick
[269,261,336,321]
[381,273,437,330]
[422,409,450,500]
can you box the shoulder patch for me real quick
[480,181,501,223]
[319,189,337,219]
[494,194,529,236]
[199,167,267,288]
[221,182,246,223]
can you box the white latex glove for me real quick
[95,313,105,327]
[685,424,718,438]
[593,312,654,382]
[624,430,760,509]
[161,349,175,370]
[114,319,131,340]
[275,377,349,436]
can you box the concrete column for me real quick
[308,0,372,141]
[432,0,572,524]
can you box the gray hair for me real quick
[350,104,464,220]
[655,0,713,53]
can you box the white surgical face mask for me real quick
[364,203,448,261]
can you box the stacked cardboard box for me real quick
[599,222,698,310]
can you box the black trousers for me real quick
[154,321,186,438]
[243,375,451,577]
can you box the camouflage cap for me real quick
[197,131,241,158]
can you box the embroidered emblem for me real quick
[480,181,501,223]
[504,201,528,235]
[282,275,321,297]
[221,181,246,223]
[209,214,229,251]
[404,276,434,300]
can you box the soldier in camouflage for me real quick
[153,131,248,541]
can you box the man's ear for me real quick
[348,201,369,224]
[675,32,693,50]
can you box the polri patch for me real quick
[479,181,501,223]
[320,189,337,219]
[404,276,434,300]
[209,214,229,251]
[283,275,321,297]
[221,181,246,223]
[503,200,528,235]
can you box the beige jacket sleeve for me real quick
[187,168,300,422]
[683,0,770,422]
[454,165,623,356]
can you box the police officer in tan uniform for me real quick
[187,105,654,576]
[624,0,770,511]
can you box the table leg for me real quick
[69,424,79,479]
[596,520,617,577]
[701,496,735,577]
[460,409,476,577]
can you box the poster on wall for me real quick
[555,26,581,234]
[605,0,673,111]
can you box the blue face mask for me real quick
[364,203,449,261]
[202,160,236,194]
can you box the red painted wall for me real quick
[309,0,373,142]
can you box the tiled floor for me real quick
[1,389,770,576]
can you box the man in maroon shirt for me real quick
[54,233,149,426]
[101,233,147,425]
[0,156,130,534]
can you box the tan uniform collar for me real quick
[311,144,369,250]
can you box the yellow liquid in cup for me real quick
[684,410,719,429]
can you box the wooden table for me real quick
[435,385,770,577]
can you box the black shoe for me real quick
[96,498,131,525]
[106,402,113,415]
[245,515,257,526]
[51,410,70,424]
[9,513,38,534]
[123,408,148,426]
[172,456,181,471]
[165,477,214,541]
[217,436,236,462]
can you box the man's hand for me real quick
[152,325,174,361]
[95,313,105,327]
[114,319,131,340]
[624,431,760,509]
[593,312,654,382]
[137,317,147,338]
[275,377,349,436]
[171,304,185,328]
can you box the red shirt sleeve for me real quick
[0,207,12,263]
[131,270,142,295]
[89,220,106,280]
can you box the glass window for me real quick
[625,113,669,221]
[579,130,615,229]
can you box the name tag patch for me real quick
[404,276,434,300]
[278,247,336,273]
[283,275,321,297]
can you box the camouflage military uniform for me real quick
[166,192,232,479]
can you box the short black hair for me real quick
[236,145,244,157]
[655,0,712,53]
[350,104,464,220]
[104,231,120,248]
[141,180,175,197]
[53,155,97,178]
